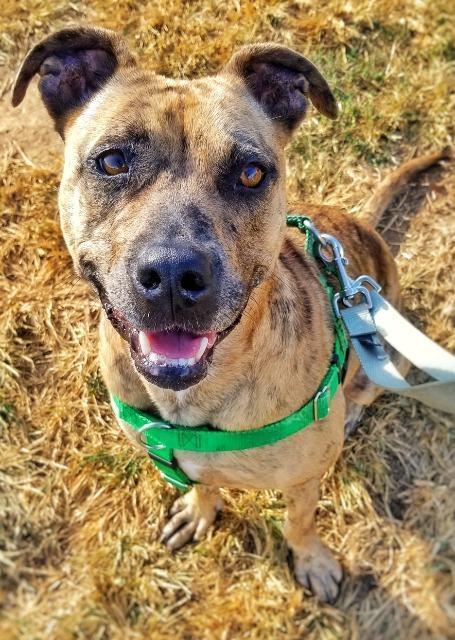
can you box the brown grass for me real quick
[0,1,454,638]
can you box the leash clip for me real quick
[317,234,382,317]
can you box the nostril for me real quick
[180,270,206,293]
[139,268,161,290]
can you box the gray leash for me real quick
[304,220,455,414]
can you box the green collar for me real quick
[111,216,349,491]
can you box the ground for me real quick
[0,1,454,639]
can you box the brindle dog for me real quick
[13,26,447,602]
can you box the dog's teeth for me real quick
[139,331,151,356]
[195,337,209,362]
[145,353,199,369]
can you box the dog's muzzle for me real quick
[93,240,247,391]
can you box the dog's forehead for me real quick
[66,70,276,157]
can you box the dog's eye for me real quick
[98,150,129,176]
[239,164,265,188]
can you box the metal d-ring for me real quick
[302,218,328,247]
[137,420,171,452]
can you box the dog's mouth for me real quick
[136,329,217,369]
[101,295,242,390]
[132,328,219,390]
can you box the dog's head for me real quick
[13,26,337,390]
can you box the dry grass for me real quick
[1,1,454,638]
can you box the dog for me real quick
[12,26,448,603]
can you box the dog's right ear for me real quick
[12,26,136,134]
[223,43,337,135]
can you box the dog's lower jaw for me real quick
[96,290,244,391]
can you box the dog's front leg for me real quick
[160,485,223,551]
[284,479,342,603]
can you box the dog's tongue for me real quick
[138,329,216,359]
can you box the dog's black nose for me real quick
[135,243,214,308]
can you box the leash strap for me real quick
[340,290,455,414]
[370,290,455,382]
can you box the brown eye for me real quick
[98,150,129,176]
[239,164,265,188]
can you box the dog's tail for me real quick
[362,146,452,228]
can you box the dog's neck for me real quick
[144,234,334,430]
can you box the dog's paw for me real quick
[292,540,342,603]
[160,488,223,551]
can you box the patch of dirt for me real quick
[0,70,61,168]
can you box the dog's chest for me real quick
[174,389,345,490]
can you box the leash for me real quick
[304,219,455,415]
[111,215,455,491]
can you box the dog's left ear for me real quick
[223,43,337,131]
[11,26,136,134]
